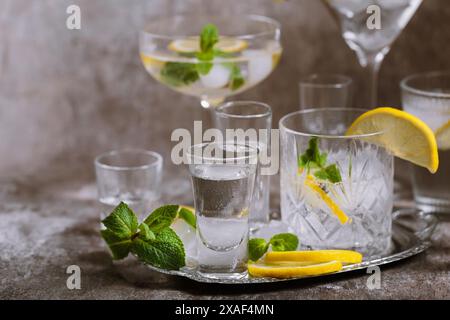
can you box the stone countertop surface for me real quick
[0,175,449,300]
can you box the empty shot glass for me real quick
[214,101,272,226]
[187,142,258,278]
[95,149,163,220]
[299,73,353,109]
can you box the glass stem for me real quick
[200,97,225,129]
[361,51,385,108]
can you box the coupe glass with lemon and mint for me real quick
[139,15,281,109]
[280,107,438,257]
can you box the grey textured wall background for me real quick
[1,0,449,185]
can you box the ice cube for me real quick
[200,64,230,89]
[242,49,273,84]
[171,218,196,259]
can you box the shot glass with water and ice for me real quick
[280,109,394,257]
[187,142,258,278]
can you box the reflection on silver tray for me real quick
[143,208,437,284]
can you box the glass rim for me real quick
[95,149,163,171]
[299,73,353,89]
[186,142,258,163]
[140,14,281,41]
[400,70,450,99]
[279,108,384,139]
[214,101,272,119]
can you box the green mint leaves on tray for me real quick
[101,202,196,270]
[248,233,299,262]
[298,137,342,183]
[160,23,245,90]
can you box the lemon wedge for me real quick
[346,107,439,173]
[435,120,450,151]
[168,37,247,53]
[265,250,363,264]
[304,175,350,224]
[248,261,342,278]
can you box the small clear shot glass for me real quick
[95,149,163,221]
[214,101,272,226]
[299,73,353,109]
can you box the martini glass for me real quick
[324,0,422,107]
[139,14,282,110]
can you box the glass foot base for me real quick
[415,195,450,214]
[197,269,247,280]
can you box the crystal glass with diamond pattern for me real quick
[280,108,394,257]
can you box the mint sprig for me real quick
[199,24,219,54]
[248,233,299,262]
[298,137,342,183]
[101,202,187,270]
[159,23,245,90]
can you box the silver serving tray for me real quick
[140,208,437,284]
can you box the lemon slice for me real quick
[248,261,342,278]
[304,175,350,224]
[265,250,363,264]
[346,107,439,173]
[272,50,282,68]
[140,53,165,69]
[168,37,247,53]
[435,120,450,151]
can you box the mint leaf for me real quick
[138,223,155,241]
[196,61,213,75]
[160,62,199,87]
[298,137,322,170]
[314,164,342,183]
[318,152,328,167]
[178,207,196,229]
[269,233,299,252]
[196,51,215,61]
[298,137,342,183]
[229,64,245,90]
[101,202,138,239]
[101,229,132,260]
[200,24,219,54]
[144,205,179,233]
[248,238,269,262]
[248,232,298,261]
[131,227,185,270]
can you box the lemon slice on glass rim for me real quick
[168,37,248,53]
[346,107,439,173]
